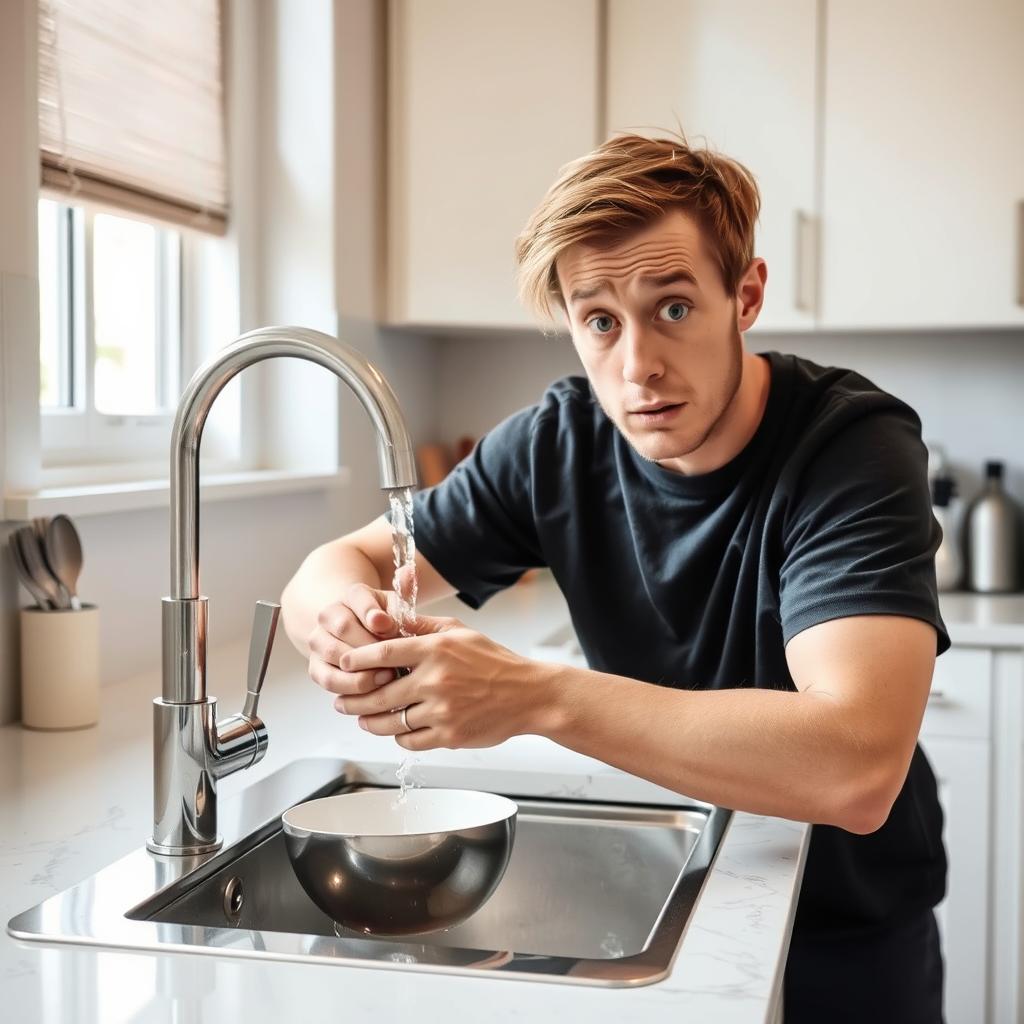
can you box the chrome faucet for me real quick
[148,326,417,856]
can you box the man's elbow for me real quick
[833,760,907,836]
[839,799,892,836]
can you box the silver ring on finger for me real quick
[400,706,412,733]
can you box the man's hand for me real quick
[305,580,408,699]
[333,613,553,750]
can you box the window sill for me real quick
[4,467,351,520]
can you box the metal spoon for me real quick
[32,514,73,607]
[15,527,67,609]
[44,515,84,611]
[7,534,54,610]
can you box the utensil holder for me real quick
[20,604,100,731]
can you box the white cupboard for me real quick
[919,642,1024,1024]
[386,0,1024,332]
[604,0,820,332]
[923,735,990,1024]
[919,644,994,1024]
[386,0,599,328]
[820,0,1024,329]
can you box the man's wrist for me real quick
[522,659,578,740]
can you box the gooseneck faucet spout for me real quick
[149,327,417,856]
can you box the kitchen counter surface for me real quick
[939,591,1024,647]
[1,573,808,1023]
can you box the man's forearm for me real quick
[280,541,385,657]
[531,664,898,833]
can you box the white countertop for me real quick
[1,574,808,1023]
[939,591,1024,647]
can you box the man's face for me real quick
[556,209,759,472]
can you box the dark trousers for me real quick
[783,909,945,1023]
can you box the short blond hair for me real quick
[514,131,761,325]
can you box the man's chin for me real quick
[623,431,700,465]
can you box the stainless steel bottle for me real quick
[965,461,1021,593]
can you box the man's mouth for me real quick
[627,402,685,422]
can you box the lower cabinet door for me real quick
[919,736,991,1024]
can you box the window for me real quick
[37,0,227,475]
[38,198,185,465]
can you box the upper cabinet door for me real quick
[605,0,820,333]
[387,0,599,329]
[821,0,1024,329]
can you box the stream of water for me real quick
[387,487,421,806]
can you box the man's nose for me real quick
[621,324,665,385]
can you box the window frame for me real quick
[39,199,188,468]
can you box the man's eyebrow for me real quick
[569,270,699,305]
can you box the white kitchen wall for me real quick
[434,327,1024,508]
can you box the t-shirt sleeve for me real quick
[779,406,951,655]
[406,405,546,609]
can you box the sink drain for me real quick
[222,876,244,922]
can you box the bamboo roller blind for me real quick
[38,0,228,233]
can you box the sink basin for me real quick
[7,758,729,987]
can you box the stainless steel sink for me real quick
[8,758,730,987]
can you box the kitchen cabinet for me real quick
[820,0,1024,329]
[919,644,993,1024]
[604,0,819,332]
[386,0,600,328]
[990,647,1024,1024]
[919,643,1024,1024]
[387,0,1024,333]
[922,736,990,1024]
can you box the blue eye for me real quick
[587,314,616,335]
[658,301,690,323]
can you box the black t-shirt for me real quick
[410,349,951,932]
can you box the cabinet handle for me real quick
[1017,200,1024,307]
[927,690,948,704]
[794,210,818,314]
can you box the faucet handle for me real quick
[243,600,280,721]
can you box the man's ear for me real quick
[735,258,767,331]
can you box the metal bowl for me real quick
[282,788,517,937]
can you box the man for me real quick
[281,133,948,1022]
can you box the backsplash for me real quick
[434,327,1024,507]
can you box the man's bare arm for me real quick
[535,614,936,833]
[279,515,456,657]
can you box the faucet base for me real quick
[151,697,220,855]
[150,693,270,857]
[146,836,223,856]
